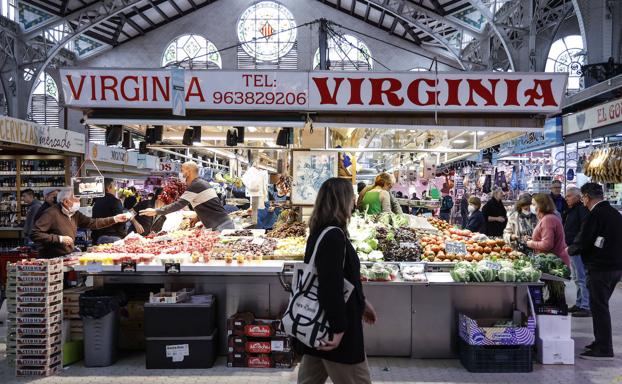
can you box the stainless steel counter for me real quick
[87,270,537,358]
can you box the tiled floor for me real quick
[1,284,621,384]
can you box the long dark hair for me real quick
[309,178,354,235]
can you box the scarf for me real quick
[517,212,536,238]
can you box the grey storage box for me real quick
[145,329,217,369]
[144,296,216,338]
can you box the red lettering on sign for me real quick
[444,79,461,106]
[407,78,437,106]
[120,76,140,101]
[100,76,119,101]
[598,107,607,123]
[66,75,86,100]
[152,77,169,102]
[503,79,521,106]
[347,78,364,105]
[466,79,499,106]
[312,77,344,105]
[524,79,557,107]
[141,76,148,102]
[369,78,404,106]
[185,77,205,102]
[90,75,96,100]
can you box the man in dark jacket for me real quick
[550,180,568,216]
[92,179,127,244]
[32,188,128,257]
[568,183,622,360]
[563,187,590,317]
[21,189,42,243]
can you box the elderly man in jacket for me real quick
[32,188,129,258]
[568,183,622,360]
[563,186,590,318]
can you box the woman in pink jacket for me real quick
[526,193,571,266]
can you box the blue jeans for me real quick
[96,236,122,245]
[571,255,590,310]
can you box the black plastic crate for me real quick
[144,296,216,338]
[459,340,533,373]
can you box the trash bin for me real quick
[80,290,126,367]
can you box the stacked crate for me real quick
[13,258,63,377]
[63,287,88,341]
[5,262,17,367]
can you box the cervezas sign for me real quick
[60,69,567,114]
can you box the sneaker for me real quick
[572,309,592,318]
[579,350,614,361]
[584,342,596,350]
[568,305,580,313]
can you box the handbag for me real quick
[282,226,354,348]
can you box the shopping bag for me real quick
[282,226,353,348]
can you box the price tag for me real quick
[445,241,467,255]
[165,262,181,274]
[484,261,501,270]
[252,237,265,246]
[86,262,102,273]
[121,261,137,272]
[400,242,418,249]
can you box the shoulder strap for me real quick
[308,226,341,267]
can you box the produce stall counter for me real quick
[75,265,536,359]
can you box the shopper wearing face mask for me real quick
[140,161,234,230]
[465,196,486,233]
[31,188,129,258]
[526,193,570,266]
[503,193,537,253]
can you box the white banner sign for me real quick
[88,143,130,165]
[60,69,567,114]
[0,116,85,154]
[563,97,622,136]
[158,158,182,174]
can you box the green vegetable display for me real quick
[497,267,517,282]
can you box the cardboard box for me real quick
[459,310,536,346]
[536,315,571,340]
[537,337,574,365]
[227,351,294,369]
[227,312,285,338]
[228,335,292,354]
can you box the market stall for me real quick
[0,117,85,248]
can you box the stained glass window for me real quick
[237,1,297,62]
[161,34,221,69]
[33,72,58,101]
[313,34,373,70]
[545,35,585,92]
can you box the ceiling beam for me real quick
[468,0,516,71]
[134,6,156,26]
[169,0,183,14]
[148,0,170,21]
[125,15,145,35]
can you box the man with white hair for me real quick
[31,188,129,258]
[563,186,590,317]
[140,161,233,230]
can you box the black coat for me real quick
[568,201,622,271]
[91,193,126,241]
[302,227,366,365]
[563,202,588,248]
[466,210,486,233]
[482,198,507,236]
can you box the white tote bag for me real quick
[282,226,354,348]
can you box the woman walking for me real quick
[298,178,377,384]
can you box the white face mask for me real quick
[178,172,186,183]
[468,204,476,213]
[522,208,531,215]
[530,205,537,215]
[68,201,80,214]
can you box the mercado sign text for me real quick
[60,69,567,114]
[0,116,85,154]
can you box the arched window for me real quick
[29,72,60,129]
[237,1,297,69]
[313,34,373,70]
[545,35,585,92]
[162,34,222,69]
